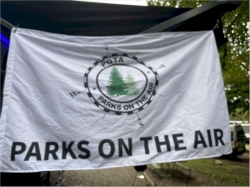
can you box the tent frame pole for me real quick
[140,0,242,34]
[1,18,14,30]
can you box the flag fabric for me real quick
[0,28,231,172]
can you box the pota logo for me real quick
[84,54,158,115]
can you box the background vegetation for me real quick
[184,159,249,186]
[156,158,249,186]
[148,0,249,121]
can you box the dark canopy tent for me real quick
[1,0,242,43]
[0,0,242,185]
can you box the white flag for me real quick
[0,28,231,172]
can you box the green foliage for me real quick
[220,0,249,120]
[148,0,209,8]
[125,74,139,96]
[184,159,249,186]
[107,67,127,96]
[148,0,249,120]
[158,158,249,186]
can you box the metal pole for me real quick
[140,0,242,34]
[1,18,14,30]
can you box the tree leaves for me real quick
[148,0,249,120]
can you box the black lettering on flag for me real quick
[24,142,41,161]
[207,129,213,147]
[140,137,152,154]
[101,61,105,67]
[172,133,186,151]
[107,59,112,64]
[62,141,77,159]
[99,139,115,158]
[155,135,171,153]
[11,142,26,161]
[118,138,132,157]
[194,131,208,149]
[44,142,59,160]
[78,141,90,159]
[214,129,225,146]
[118,57,124,62]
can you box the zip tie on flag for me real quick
[212,11,223,31]
[212,19,219,30]
[13,23,20,33]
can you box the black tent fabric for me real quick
[1,0,241,44]
[1,1,190,36]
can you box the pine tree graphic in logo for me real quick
[106,67,139,96]
[107,67,127,96]
[125,74,139,96]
